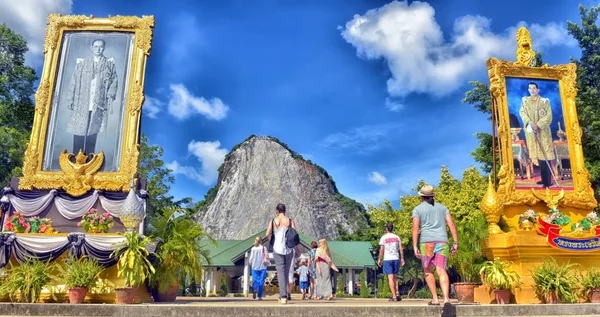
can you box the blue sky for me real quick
[0,0,596,207]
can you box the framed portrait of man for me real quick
[487,57,596,210]
[19,15,155,196]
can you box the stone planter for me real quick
[453,282,480,303]
[151,283,179,302]
[68,287,88,304]
[115,287,137,304]
[494,289,511,304]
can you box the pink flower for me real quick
[90,220,95,225]
[99,220,105,225]
[95,216,100,219]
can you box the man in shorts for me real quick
[377,222,405,301]
[412,185,458,306]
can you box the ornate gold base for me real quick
[475,230,600,304]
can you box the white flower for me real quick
[525,209,537,218]
[586,212,598,224]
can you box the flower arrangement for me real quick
[3,212,51,233]
[78,208,114,233]
[543,209,571,226]
[519,209,538,225]
[571,211,599,232]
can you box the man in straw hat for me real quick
[411,185,458,307]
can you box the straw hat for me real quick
[418,185,435,197]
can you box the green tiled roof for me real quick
[200,230,375,269]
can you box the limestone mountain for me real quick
[197,135,368,240]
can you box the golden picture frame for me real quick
[18,14,155,196]
[487,57,596,210]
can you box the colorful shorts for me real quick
[419,242,449,270]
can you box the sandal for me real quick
[427,301,440,306]
[388,297,397,302]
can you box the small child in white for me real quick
[296,260,310,299]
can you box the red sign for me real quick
[537,218,600,252]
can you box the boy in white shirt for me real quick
[377,222,405,301]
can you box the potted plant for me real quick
[571,211,600,233]
[0,258,57,303]
[57,255,104,303]
[3,212,52,233]
[518,209,538,231]
[78,208,114,234]
[450,216,487,303]
[579,267,600,303]
[110,230,155,304]
[146,206,214,302]
[530,257,578,304]
[479,257,521,304]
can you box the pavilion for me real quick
[200,230,377,297]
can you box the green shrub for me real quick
[0,258,57,303]
[530,258,578,303]
[359,271,369,297]
[58,256,103,288]
[219,274,228,296]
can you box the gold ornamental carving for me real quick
[480,176,504,234]
[59,150,105,196]
[484,27,597,211]
[516,27,535,67]
[531,188,564,211]
[19,15,154,196]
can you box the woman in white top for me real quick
[265,203,297,304]
[248,236,268,300]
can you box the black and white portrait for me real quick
[43,31,134,172]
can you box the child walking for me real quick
[296,260,310,299]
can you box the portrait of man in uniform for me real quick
[65,39,118,155]
[506,77,573,190]
[42,32,134,173]
[519,82,555,188]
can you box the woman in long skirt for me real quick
[315,238,337,300]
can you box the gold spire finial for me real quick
[480,175,504,234]
[516,27,535,66]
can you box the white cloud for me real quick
[368,171,387,185]
[385,98,404,112]
[143,96,163,119]
[168,83,230,121]
[167,140,228,185]
[0,0,72,65]
[320,123,402,153]
[340,0,576,98]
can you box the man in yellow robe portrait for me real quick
[519,82,555,188]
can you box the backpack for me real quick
[285,218,300,249]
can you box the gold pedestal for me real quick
[474,230,600,303]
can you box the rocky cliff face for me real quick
[198,136,367,240]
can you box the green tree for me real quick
[567,5,600,199]
[359,270,369,297]
[139,134,191,218]
[0,24,37,185]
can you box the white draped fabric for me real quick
[84,234,126,250]
[16,235,69,253]
[2,190,146,220]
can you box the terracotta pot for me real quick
[68,287,88,304]
[590,288,600,303]
[453,282,480,303]
[494,289,511,304]
[115,287,137,304]
[545,291,559,304]
[151,283,179,302]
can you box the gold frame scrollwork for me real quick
[19,14,155,196]
[487,57,597,210]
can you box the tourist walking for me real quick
[315,238,338,300]
[411,185,458,306]
[297,260,310,299]
[307,241,318,299]
[248,236,268,300]
[265,203,298,304]
[377,222,405,301]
